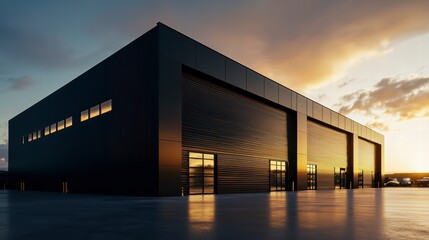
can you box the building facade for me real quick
[9,23,384,196]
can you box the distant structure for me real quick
[8,23,384,196]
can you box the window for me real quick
[101,99,112,114]
[37,130,41,139]
[307,164,317,190]
[189,152,215,195]
[28,134,32,142]
[334,167,347,189]
[22,136,25,144]
[32,132,37,141]
[270,160,287,191]
[90,105,100,118]
[45,126,50,136]
[358,170,364,188]
[65,117,72,128]
[81,109,89,122]
[57,120,65,131]
[50,123,57,133]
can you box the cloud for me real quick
[2,0,429,92]
[0,76,35,91]
[117,0,429,91]
[212,0,429,91]
[338,78,356,88]
[0,23,74,68]
[366,121,389,132]
[336,76,429,130]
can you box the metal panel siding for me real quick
[246,69,264,97]
[264,78,279,103]
[358,139,375,188]
[307,121,348,189]
[225,58,246,89]
[182,73,287,193]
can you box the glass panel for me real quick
[81,110,89,122]
[204,154,214,160]
[189,151,216,195]
[189,159,203,167]
[32,132,37,140]
[50,123,57,133]
[204,177,214,185]
[90,105,100,118]
[101,99,112,114]
[37,130,41,139]
[189,177,203,185]
[190,187,203,195]
[204,160,214,168]
[189,168,203,176]
[57,120,65,131]
[28,134,32,142]
[22,136,25,144]
[204,169,214,176]
[204,186,214,194]
[65,117,73,128]
[44,126,50,136]
[190,152,203,158]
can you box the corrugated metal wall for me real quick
[182,73,288,194]
[358,139,375,188]
[308,121,348,189]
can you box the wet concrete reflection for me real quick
[1,189,429,239]
[188,195,215,232]
[269,192,286,229]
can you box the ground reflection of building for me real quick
[188,195,216,232]
[269,192,286,229]
[297,191,347,235]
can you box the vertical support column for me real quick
[375,136,385,188]
[158,24,183,196]
[296,112,308,190]
[348,133,359,189]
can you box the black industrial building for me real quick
[9,23,384,196]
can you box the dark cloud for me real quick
[0,76,35,91]
[2,0,429,91]
[337,77,429,130]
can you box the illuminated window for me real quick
[65,117,72,128]
[90,105,100,118]
[81,110,89,122]
[307,164,317,190]
[28,134,32,142]
[45,126,50,136]
[32,132,37,141]
[50,123,57,133]
[57,120,65,131]
[37,130,41,139]
[101,99,112,114]
[22,136,25,144]
[188,152,215,195]
[270,160,287,191]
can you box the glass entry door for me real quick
[307,164,317,190]
[334,167,347,189]
[270,160,287,191]
[189,152,215,195]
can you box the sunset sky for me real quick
[1,1,429,173]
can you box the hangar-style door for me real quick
[182,72,288,194]
[308,121,348,190]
